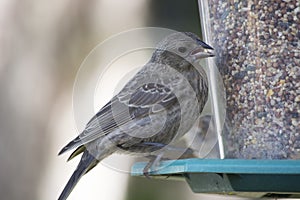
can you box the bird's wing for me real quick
[59,82,177,155]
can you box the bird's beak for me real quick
[191,47,215,60]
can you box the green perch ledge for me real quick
[131,158,300,198]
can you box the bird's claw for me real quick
[143,153,164,178]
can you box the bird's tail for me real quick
[58,151,98,200]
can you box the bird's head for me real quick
[151,32,214,64]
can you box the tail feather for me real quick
[58,151,97,200]
[67,146,86,161]
[58,136,83,155]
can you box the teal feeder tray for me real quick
[131,159,300,198]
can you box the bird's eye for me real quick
[178,46,187,53]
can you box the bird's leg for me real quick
[140,142,166,149]
[141,142,196,159]
[143,152,164,178]
[141,142,195,178]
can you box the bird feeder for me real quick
[132,159,300,198]
[132,0,300,198]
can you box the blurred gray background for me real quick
[0,0,250,200]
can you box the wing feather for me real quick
[59,82,176,155]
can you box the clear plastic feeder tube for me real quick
[198,0,300,159]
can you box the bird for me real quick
[58,32,214,200]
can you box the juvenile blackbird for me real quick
[58,32,214,200]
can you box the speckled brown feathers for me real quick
[58,32,214,200]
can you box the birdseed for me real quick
[201,0,300,159]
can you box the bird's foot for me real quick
[143,153,164,178]
[140,142,195,157]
